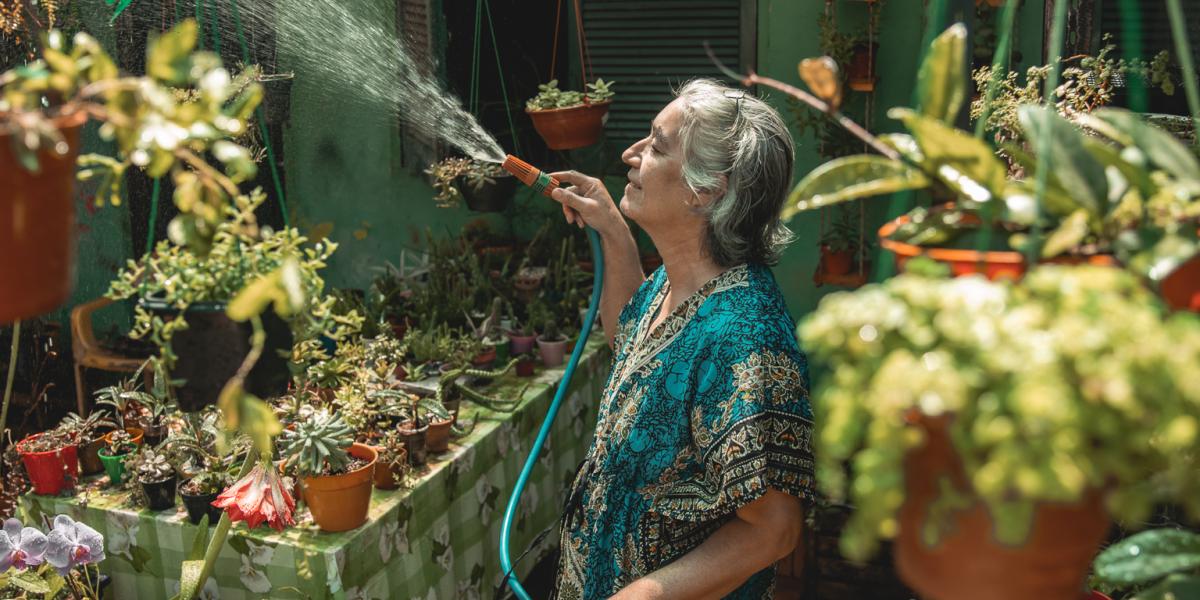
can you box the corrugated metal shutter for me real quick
[583,0,755,148]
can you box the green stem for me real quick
[1165,0,1200,144]
[1,321,21,440]
[185,447,259,599]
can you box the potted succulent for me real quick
[280,409,377,532]
[179,470,230,526]
[0,20,261,322]
[58,410,116,477]
[507,315,538,357]
[418,398,455,455]
[525,78,615,150]
[536,318,569,368]
[371,428,409,491]
[131,449,178,511]
[798,263,1200,600]
[425,157,516,212]
[15,427,78,495]
[96,430,137,486]
[370,390,429,467]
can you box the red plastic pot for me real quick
[527,101,611,150]
[0,111,88,323]
[16,434,79,495]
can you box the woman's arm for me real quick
[550,171,645,348]
[611,490,804,600]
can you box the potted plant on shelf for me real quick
[507,314,538,357]
[425,157,516,212]
[130,448,177,511]
[536,318,569,368]
[819,205,865,277]
[418,398,455,454]
[93,376,147,446]
[798,263,1200,600]
[15,427,78,495]
[179,470,230,526]
[58,410,116,477]
[515,350,538,378]
[525,78,615,150]
[0,20,261,322]
[370,389,429,467]
[280,409,377,532]
[371,428,409,491]
[96,429,137,486]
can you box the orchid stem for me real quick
[1,321,20,445]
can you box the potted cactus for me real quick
[97,430,137,486]
[280,409,377,532]
[536,319,569,368]
[525,79,615,150]
[132,449,178,511]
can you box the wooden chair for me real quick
[69,297,150,416]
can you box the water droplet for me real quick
[858,324,877,342]
[1128,545,1140,556]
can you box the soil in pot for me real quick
[300,443,377,532]
[16,434,78,495]
[425,417,454,454]
[894,420,1110,600]
[398,422,429,466]
[105,427,145,447]
[141,475,179,511]
[0,111,87,323]
[140,300,293,412]
[180,479,223,525]
[97,447,135,485]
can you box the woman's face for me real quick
[619,98,700,231]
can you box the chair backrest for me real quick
[70,297,114,363]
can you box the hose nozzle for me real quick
[502,154,560,197]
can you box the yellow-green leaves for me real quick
[217,382,281,456]
[784,155,929,219]
[1041,209,1092,258]
[227,261,306,322]
[890,107,1007,201]
[1092,108,1200,187]
[147,20,199,85]
[917,24,967,125]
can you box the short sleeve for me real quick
[653,315,817,521]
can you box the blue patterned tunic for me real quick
[555,263,816,599]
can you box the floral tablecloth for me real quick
[20,335,610,600]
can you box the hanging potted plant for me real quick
[819,206,865,277]
[58,410,116,477]
[525,79,615,150]
[426,157,517,212]
[16,427,78,495]
[0,20,264,322]
[97,430,137,486]
[799,263,1200,600]
[130,449,178,511]
[281,408,377,532]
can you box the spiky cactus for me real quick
[435,359,523,413]
[280,409,354,477]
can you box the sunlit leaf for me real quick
[1019,105,1107,215]
[784,155,930,219]
[1040,209,1092,258]
[891,107,1007,199]
[146,20,198,85]
[1093,108,1200,186]
[917,24,968,124]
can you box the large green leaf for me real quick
[10,571,50,594]
[146,21,198,85]
[783,155,930,219]
[1040,209,1092,258]
[1094,529,1200,585]
[891,108,1007,200]
[917,24,968,125]
[1018,105,1107,215]
[1093,108,1200,186]
[1081,136,1156,199]
[1133,574,1200,600]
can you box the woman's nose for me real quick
[622,139,645,168]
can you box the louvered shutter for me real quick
[582,0,756,148]
[397,0,442,167]
[1099,0,1200,117]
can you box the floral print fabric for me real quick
[557,263,816,599]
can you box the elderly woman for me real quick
[547,78,814,599]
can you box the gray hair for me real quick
[674,78,795,267]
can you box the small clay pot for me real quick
[372,446,408,490]
[537,337,569,368]
[104,427,145,447]
[509,332,537,355]
[78,435,108,476]
[516,358,536,378]
[141,475,179,511]
[398,421,429,466]
[300,443,377,532]
[425,417,454,454]
[821,247,855,276]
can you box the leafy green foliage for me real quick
[424,157,506,208]
[280,409,354,477]
[917,23,967,124]
[1094,529,1200,587]
[525,78,614,111]
[799,266,1200,561]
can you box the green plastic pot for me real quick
[98,449,131,485]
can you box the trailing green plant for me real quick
[525,78,614,111]
[425,157,506,208]
[181,469,232,497]
[434,358,521,413]
[375,429,410,483]
[279,409,354,477]
[1092,528,1200,599]
[782,24,1200,286]
[799,263,1200,561]
[0,20,262,254]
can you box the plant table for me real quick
[19,336,610,599]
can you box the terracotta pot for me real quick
[848,42,880,91]
[509,332,537,355]
[398,421,429,466]
[516,358,536,377]
[0,111,87,323]
[299,443,377,532]
[527,100,611,150]
[371,446,407,490]
[78,435,108,476]
[472,346,497,370]
[104,427,145,447]
[538,337,569,368]
[895,419,1110,600]
[1160,253,1200,312]
[425,417,454,454]
[461,175,517,212]
[821,247,855,276]
[16,434,78,495]
[879,210,1119,281]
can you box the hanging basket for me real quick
[527,100,611,150]
[461,174,517,213]
[0,111,88,324]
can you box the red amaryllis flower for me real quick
[212,462,295,531]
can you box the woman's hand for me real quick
[549,171,624,236]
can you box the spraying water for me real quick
[231,0,507,164]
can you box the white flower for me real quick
[245,539,275,566]
[0,519,47,571]
[238,554,272,593]
[45,516,105,577]
[105,511,139,561]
